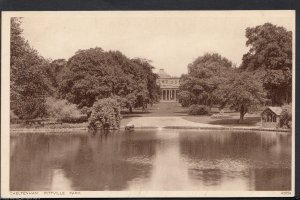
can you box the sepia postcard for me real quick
[1,11,295,198]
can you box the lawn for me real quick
[182,113,261,127]
[121,103,261,127]
[10,103,261,130]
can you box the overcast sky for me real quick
[19,11,294,76]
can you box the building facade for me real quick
[156,69,180,102]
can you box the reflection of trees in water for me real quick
[11,133,88,190]
[10,130,291,191]
[252,168,291,191]
[188,168,222,187]
[178,131,291,190]
[60,131,157,190]
[10,134,54,190]
[179,131,291,163]
[11,132,158,191]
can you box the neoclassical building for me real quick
[156,69,180,102]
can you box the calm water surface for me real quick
[10,130,291,191]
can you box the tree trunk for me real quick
[129,106,133,113]
[239,105,246,123]
[285,90,289,104]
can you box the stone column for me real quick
[165,90,167,101]
[166,90,168,101]
[174,90,176,101]
[172,90,174,101]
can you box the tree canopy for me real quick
[10,18,160,120]
[178,53,233,107]
[179,23,292,121]
[240,23,292,105]
[58,48,159,111]
[10,17,52,119]
[216,71,267,121]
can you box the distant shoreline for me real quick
[10,125,291,133]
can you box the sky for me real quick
[18,11,294,77]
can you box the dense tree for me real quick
[131,58,161,106]
[178,53,233,107]
[279,104,292,128]
[216,71,267,121]
[59,48,159,112]
[240,23,292,105]
[44,59,67,91]
[10,18,52,119]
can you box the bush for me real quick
[80,106,92,118]
[279,104,292,128]
[88,98,121,130]
[13,97,48,120]
[177,91,192,107]
[45,97,86,123]
[188,104,210,115]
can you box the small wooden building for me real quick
[261,107,282,128]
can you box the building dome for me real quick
[157,69,171,78]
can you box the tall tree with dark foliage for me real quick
[10,18,52,119]
[240,23,292,105]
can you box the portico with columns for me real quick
[161,88,178,102]
[156,69,180,102]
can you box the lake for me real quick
[10,129,291,191]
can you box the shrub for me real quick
[188,104,210,115]
[13,97,48,120]
[177,91,192,107]
[88,98,121,130]
[45,97,86,123]
[80,106,92,118]
[279,104,292,128]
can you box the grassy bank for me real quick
[10,122,89,129]
[10,103,284,132]
[182,113,261,127]
[10,116,133,130]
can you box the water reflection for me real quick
[10,130,291,191]
[179,131,291,191]
[128,131,193,190]
[51,169,72,190]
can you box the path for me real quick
[121,116,289,132]
[120,102,290,132]
[122,102,188,117]
[147,102,188,116]
[124,116,222,128]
